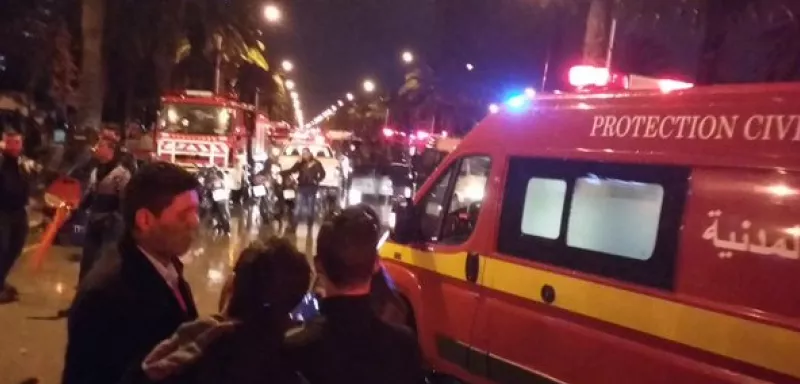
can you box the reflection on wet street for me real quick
[0,212,318,384]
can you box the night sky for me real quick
[264,0,435,118]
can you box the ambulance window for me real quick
[567,177,663,260]
[521,178,567,239]
[419,166,456,241]
[498,157,689,291]
[440,156,491,244]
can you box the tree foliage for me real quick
[98,0,276,124]
[0,0,77,111]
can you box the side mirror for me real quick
[389,196,418,245]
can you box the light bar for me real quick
[658,79,694,93]
[569,65,611,88]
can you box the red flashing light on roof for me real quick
[184,90,215,98]
[569,65,611,88]
[658,79,694,93]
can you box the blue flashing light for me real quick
[505,94,528,111]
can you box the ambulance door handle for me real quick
[465,251,479,283]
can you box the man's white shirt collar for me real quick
[138,246,179,288]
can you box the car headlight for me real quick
[348,190,362,205]
[380,180,393,195]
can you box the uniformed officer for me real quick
[77,137,131,282]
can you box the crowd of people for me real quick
[1,129,428,383]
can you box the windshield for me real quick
[160,103,232,136]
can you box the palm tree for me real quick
[583,0,614,65]
[77,0,105,131]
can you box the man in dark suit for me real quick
[62,162,201,384]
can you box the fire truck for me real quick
[155,90,272,186]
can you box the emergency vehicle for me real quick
[156,90,271,178]
[268,121,293,145]
[383,66,800,383]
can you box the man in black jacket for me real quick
[77,137,131,282]
[0,130,41,304]
[281,148,325,233]
[285,205,425,384]
[62,162,201,384]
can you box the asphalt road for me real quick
[0,214,318,384]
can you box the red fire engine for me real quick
[155,90,272,173]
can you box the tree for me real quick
[0,0,77,112]
[77,0,105,130]
[48,21,78,112]
[698,0,800,84]
[582,0,614,65]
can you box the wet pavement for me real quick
[0,213,319,384]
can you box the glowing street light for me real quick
[263,4,282,24]
[285,79,296,90]
[466,63,475,71]
[281,60,294,72]
[401,51,414,64]
[337,100,344,107]
[363,79,376,93]
[346,92,354,101]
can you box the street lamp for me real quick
[363,80,376,93]
[401,51,414,64]
[263,4,282,24]
[285,79,296,90]
[346,92,354,101]
[337,100,344,107]
[466,63,475,71]
[281,60,294,72]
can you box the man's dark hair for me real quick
[316,204,381,289]
[227,237,311,319]
[122,161,200,230]
[2,129,21,137]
